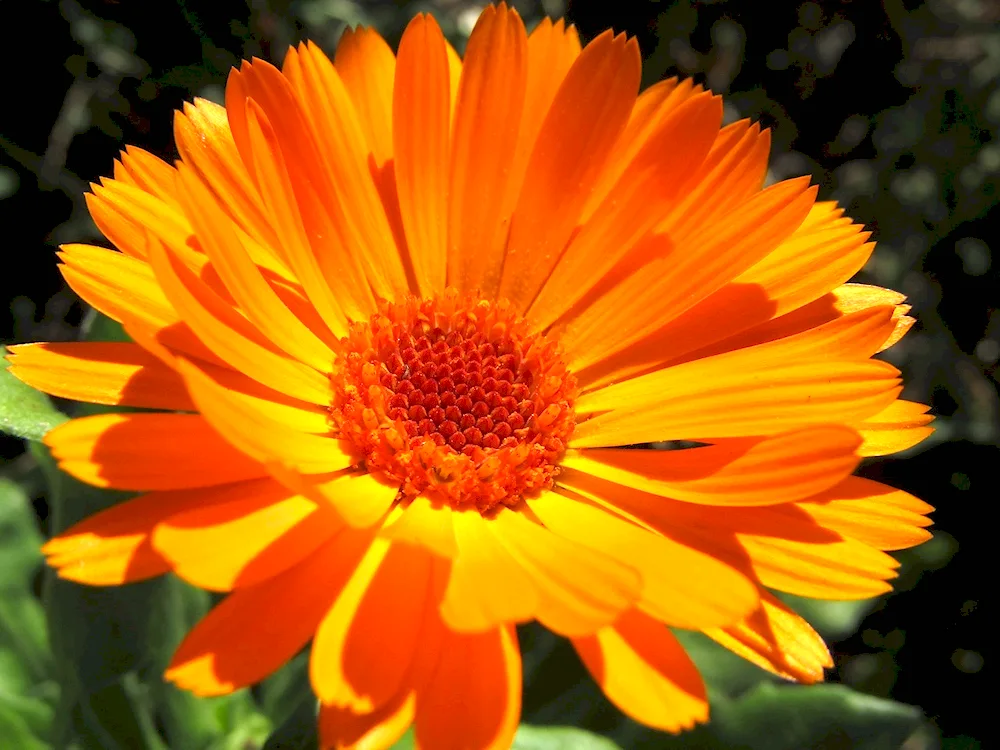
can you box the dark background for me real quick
[1,1,994,747]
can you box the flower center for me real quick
[329,290,577,512]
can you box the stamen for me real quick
[329,289,577,512]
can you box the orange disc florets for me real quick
[330,290,577,512]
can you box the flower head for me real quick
[8,3,934,748]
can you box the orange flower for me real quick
[7,4,934,748]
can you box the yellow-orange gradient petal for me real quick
[176,357,355,476]
[531,487,757,629]
[5,342,194,411]
[146,234,333,405]
[562,426,862,506]
[175,162,337,370]
[311,540,431,712]
[44,413,266,490]
[393,13,451,297]
[41,487,215,585]
[855,399,935,457]
[574,609,708,732]
[57,244,219,365]
[165,528,374,696]
[151,479,341,591]
[702,591,832,683]
[414,625,521,750]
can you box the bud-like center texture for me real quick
[330,290,577,512]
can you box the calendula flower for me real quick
[7,3,934,748]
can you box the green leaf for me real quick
[513,725,623,750]
[702,682,925,750]
[0,478,55,748]
[261,693,318,750]
[259,652,311,728]
[0,345,68,441]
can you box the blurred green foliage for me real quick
[1,0,995,748]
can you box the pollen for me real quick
[329,289,578,512]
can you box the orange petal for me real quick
[44,413,266,490]
[447,4,528,297]
[174,162,337,371]
[687,284,902,365]
[529,91,722,332]
[657,117,772,240]
[57,244,218,365]
[584,78,700,220]
[489,504,642,636]
[152,481,341,591]
[335,26,396,166]
[5,342,194,411]
[511,18,581,211]
[113,146,182,206]
[702,591,832,683]
[796,476,933,551]
[174,98,283,256]
[414,624,520,750]
[440,508,540,632]
[311,540,431,712]
[530,486,757,629]
[40,485,227,585]
[379,494,457,559]
[237,93,356,335]
[562,178,818,373]
[86,177,190,260]
[165,528,374,696]
[393,14,452,297]
[497,29,641,312]
[854,399,934,457]
[562,426,862,506]
[574,203,873,392]
[146,233,333,405]
[281,45,408,302]
[573,609,708,733]
[176,357,355,475]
